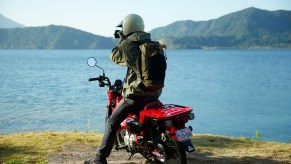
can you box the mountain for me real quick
[1,8,290,49]
[150,7,291,48]
[0,25,116,49]
[0,13,25,28]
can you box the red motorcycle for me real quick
[87,57,195,163]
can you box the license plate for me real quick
[175,127,192,141]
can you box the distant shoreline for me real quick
[1,47,291,50]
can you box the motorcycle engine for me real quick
[124,131,138,151]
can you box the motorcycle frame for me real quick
[106,86,193,142]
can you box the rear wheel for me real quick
[153,139,187,164]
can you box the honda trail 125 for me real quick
[87,57,195,163]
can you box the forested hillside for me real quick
[150,7,291,48]
[1,7,290,49]
[0,25,115,49]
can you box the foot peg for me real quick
[115,144,128,150]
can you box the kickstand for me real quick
[128,152,134,160]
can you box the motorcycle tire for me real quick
[155,139,187,164]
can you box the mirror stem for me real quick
[96,65,105,76]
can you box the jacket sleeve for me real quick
[109,44,127,66]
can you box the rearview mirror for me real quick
[87,57,97,67]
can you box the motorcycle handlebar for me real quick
[88,77,100,82]
[89,76,112,87]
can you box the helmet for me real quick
[119,14,145,36]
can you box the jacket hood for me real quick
[128,31,151,43]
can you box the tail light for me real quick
[189,113,195,120]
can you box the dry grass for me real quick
[0,132,102,163]
[190,134,291,163]
[0,132,290,164]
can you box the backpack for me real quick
[139,41,167,91]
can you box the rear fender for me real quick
[166,127,195,152]
[180,140,195,152]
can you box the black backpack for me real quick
[139,41,167,91]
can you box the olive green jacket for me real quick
[109,31,162,98]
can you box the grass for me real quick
[0,132,290,163]
[0,131,103,163]
[191,134,291,163]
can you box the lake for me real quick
[0,49,290,143]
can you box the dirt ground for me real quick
[1,132,290,164]
[48,146,289,164]
[49,147,149,164]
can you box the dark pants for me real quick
[96,96,158,158]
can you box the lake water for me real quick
[0,49,290,143]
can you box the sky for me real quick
[1,0,291,37]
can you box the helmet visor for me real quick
[116,21,123,27]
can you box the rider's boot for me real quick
[84,155,107,164]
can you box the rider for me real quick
[85,14,162,164]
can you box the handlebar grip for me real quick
[88,77,100,82]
